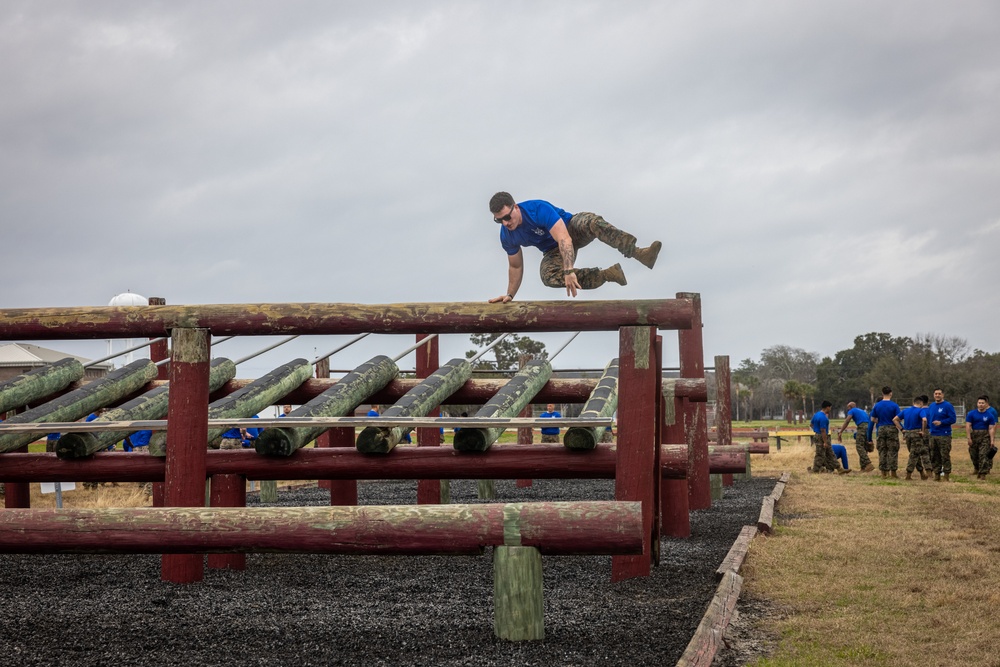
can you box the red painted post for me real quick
[327,427,358,505]
[415,333,441,504]
[678,292,710,510]
[612,325,657,582]
[715,355,734,487]
[516,404,534,488]
[661,384,691,538]
[207,474,246,570]
[148,297,168,508]
[313,357,332,491]
[3,444,30,508]
[161,327,210,584]
[651,335,663,565]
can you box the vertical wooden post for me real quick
[148,296,168,508]
[328,428,358,505]
[4,444,30,508]
[314,357,333,491]
[678,292,710,510]
[516,404,534,488]
[661,380,691,538]
[161,327,210,584]
[494,546,544,641]
[715,355,734,487]
[415,334,441,505]
[612,325,657,582]
[207,474,246,570]
[651,335,663,566]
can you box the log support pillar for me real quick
[328,428,359,505]
[493,545,544,641]
[679,292,710,510]
[415,334,442,504]
[207,474,246,570]
[661,383,691,538]
[4,445,30,508]
[516,404,534,487]
[715,355,734,487]
[161,327,210,584]
[149,296,169,508]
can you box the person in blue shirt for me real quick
[966,395,998,479]
[984,397,999,423]
[242,414,262,448]
[809,401,849,474]
[870,386,903,478]
[837,401,875,473]
[486,192,662,301]
[927,388,957,481]
[219,424,245,450]
[900,396,931,480]
[539,403,562,444]
[125,429,151,451]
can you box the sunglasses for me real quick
[493,207,515,224]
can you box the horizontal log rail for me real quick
[0,300,694,339]
[0,445,749,482]
[0,501,643,556]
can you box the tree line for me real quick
[732,333,1000,420]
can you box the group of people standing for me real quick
[810,387,998,481]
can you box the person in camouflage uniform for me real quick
[487,192,661,302]
[809,401,849,474]
[837,401,875,472]
[928,389,957,481]
[966,395,998,479]
[539,403,561,444]
[901,396,932,479]
[870,386,903,478]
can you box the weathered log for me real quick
[453,360,552,452]
[148,359,313,456]
[564,359,619,450]
[356,359,471,454]
[677,570,744,666]
[56,358,237,459]
[757,496,775,535]
[259,479,278,502]
[494,546,545,641]
[0,501,644,556]
[0,360,158,454]
[0,358,85,415]
[715,525,757,581]
[0,445,749,483]
[0,300,694,339]
[255,355,398,456]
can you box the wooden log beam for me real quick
[0,445,749,482]
[0,360,158,454]
[0,501,644,556]
[56,358,237,459]
[679,291,710,510]
[0,358,85,415]
[254,355,398,456]
[453,360,552,452]
[677,570,744,667]
[414,333,442,505]
[564,359,619,450]
[0,300,694,339]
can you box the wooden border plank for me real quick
[676,570,744,666]
[715,525,758,580]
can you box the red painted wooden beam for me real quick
[0,300,694,339]
[0,501,643,556]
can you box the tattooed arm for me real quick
[549,220,581,297]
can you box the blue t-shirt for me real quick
[540,410,562,436]
[928,401,957,436]
[870,400,901,429]
[987,406,999,421]
[222,427,242,440]
[130,430,151,447]
[810,411,830,434]
[499,200,573,256]
[900,406,925,430]
[966,409,997,431]
[846,407,869,426]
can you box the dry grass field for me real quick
[743,438,1000,667]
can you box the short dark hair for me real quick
[489,192,515,214]
[978,394,990,403]
[882,386,892,395]
[821,400,832,409]
[919,395,929,403]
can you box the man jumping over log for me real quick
[487,192,661,301]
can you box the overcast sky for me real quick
[2,1,999,379]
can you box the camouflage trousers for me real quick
[929,435,952,475]
[904,430,932,473]
[540,212,639,289]
[853,425,872,468]
[969,430,993,475]
[541,433,559,444]
[812,434,842,472]
[600,428,614,443]
[220,438,243,450]
[876,426,901,471]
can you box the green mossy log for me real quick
[0,360,158,454]
[0,358,85,415]
[493,545,545,641]
[564,358,619,450]
[148,359,313,456]
[255,355,398,456]
[453,360,552,452]
[259,480,278,503]
[56,358,237,459]
[356,358,471,454]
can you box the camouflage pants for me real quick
[541,433,559,444]
[904,430,932,473]
[969,430,993,475]
[876,426,901,471]
[812,435,842,472]
[600,428,614,443]
[220,438,243,450]
[930,435,952,475]
[539,212,639,289]
[853,425,872,468]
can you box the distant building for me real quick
[0,343,112,383]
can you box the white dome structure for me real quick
[108,292,149,307]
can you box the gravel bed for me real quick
[0,475,777,666]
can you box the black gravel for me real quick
[0,476,776,666]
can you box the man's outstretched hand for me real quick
[564,272,581,298]
[488,295,513,303]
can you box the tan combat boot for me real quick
[632,241,662,269]
[905,471,912,480]
[881,471,888,478]
[600,263,628,286]
[891,470,898,479]
[943,472,950,481]
[862,463,875,473]
[919,469,928,480]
